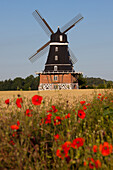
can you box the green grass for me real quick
[0,90,113,169]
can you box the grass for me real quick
[0,89,113,169]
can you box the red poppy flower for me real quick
[17,120,20,126]
[45,113,52,124]
[54,134,60,141]
[93,145,98,153]
[95,160,101,169]
[16,98,23,108]
[83,105,87,110]
[9,140,15,145]
[80,101,86,105]
[71,137,85,149]
[25,109,33,117]
[78,109,86,119]
[54,116,61,125]
[99,142,112,156]
[5,99,10,105]
[12,131,17,137]
[83,161,87,166]
[32,95,43,105]
[10,125,19,130]
[47,105,58,113]
[87,158,101,169]
[98,93,101,96]
[56,141,71,159]
[65,113,71,119]
[89,158,95,169]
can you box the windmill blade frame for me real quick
[61,13,83,34]
[29,41,50,63]
[69,48,78,64]
[32,10,54,37]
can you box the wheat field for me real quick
[0,89,112,104]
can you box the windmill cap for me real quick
[51,27,68,43]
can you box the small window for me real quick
[53,75,58,81]
[55,55,58,61]
[54,65,57,71]
[60,35,63,41]
[55,47,58,52]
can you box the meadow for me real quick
[0,89,113,169]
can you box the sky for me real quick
[0,0,113,81]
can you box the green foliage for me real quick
[0,75,40,91]
[77,74,87,89]
[86,77,113,89]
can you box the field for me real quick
[1,89,113,169]
[0,89,110,102]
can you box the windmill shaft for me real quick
[35,10,54,34]
[29,41,50,60]
[37,41,50,53]
[63,17,83,33]
[42,18,54,34]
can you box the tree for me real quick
[77,74,87,89]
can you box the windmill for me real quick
[29,10,83,90]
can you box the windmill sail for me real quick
[32,10,54,37]
[61,13,83,33]
[29,41,50,63]
[69,48,78,64]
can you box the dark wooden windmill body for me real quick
[29,10,83,90]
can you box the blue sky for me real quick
[0,0,113,81]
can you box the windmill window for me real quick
[53,75,58,81]
[55,47,58,51]
[55,55,58,60]
[59,35,63,41]
[54,65,57,71]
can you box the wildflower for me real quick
[9,140,15,145]
[83,161,87,166]
[80,101,86,105]
[93,145,98,153]
[83,105,87,110]
[25,109,33,117]
[32,95,43,105]
[99,142,112,156]
[16,98,23,108]
[5,99,10,105]
[86,158,101,169]
[17,120,20,126]
[54,116,61,125]
[11,125,19,130]
[98,93,101,96]
[56,141,71,159]
[88,158,95,169]
[65,113,71,119]
[47,105,58,113]
[54,134,60,141]
[95,160,101,169]
[78,109,86,119]
[45,113,52,124]
[10,121,20,130]
[71,137,85,149]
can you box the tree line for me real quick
[0,75,39,91]
[0,74,113,91]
